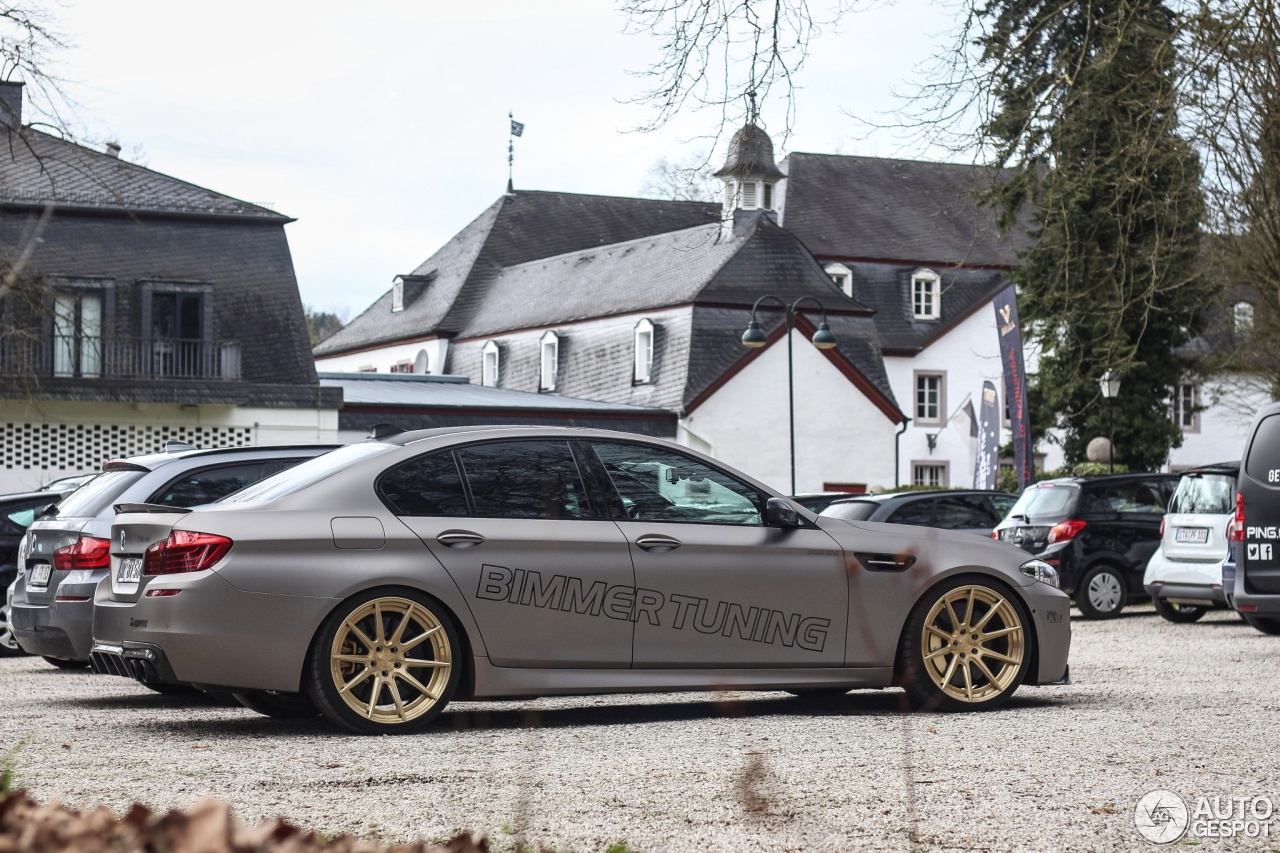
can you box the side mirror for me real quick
[765,497,803,528]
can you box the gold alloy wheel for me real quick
[920,585,1025,703]
[329,596,452,724]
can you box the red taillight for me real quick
[1048,519,1087,544]
[1232,492,1246,542]
[145,589,182,597]
[52,536,111,571]
[141,531,233,576]
[990,530,999,539]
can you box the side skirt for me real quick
[470,658,895,699]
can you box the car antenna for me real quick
[369,423,406,440]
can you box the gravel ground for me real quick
[2,604,1278,852]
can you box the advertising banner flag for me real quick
[993,284,1034,490]
[974,381,1000,490]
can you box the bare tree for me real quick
[0,2,77,135]
[639,150,719,201]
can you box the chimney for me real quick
[0,81,23,130]
[104,141,122,158]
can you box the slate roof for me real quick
[780,153,1033,267]
[844,261,1011,354]
[0,128,285,219]
[315,190,719,355]
[320,372,672,414]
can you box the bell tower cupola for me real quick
[714,99,784,228]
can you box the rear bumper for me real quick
[11,599,92,660]
[1144,582,1226,607]
[89,641,180,685]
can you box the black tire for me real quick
[1152,598,1208,624]
[234,690,321,719]
[41,655,89,669]
[1243,614,1280,635]
[306,588,462,735]
[1075,566,1128,620]
[898,576,1032,712]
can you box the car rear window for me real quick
[1005,484,1079,520]
[1169,473,1236,515]
[821,500,879,521]
[1246,414,1280,485]
[47,470,147,519]
[222,443,390,504]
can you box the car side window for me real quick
[886,499,934,527]
[1080,482,1166,515]
[458,441,590,520]
[149,463,269,507]
[934,495,995,529]
[989,494,1017,518]
[589,441,763,525]
[378,451,469,516]
[2,500,46,533]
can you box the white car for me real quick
[1143,463,1238,622]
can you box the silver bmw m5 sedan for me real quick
[91,426,1071,734]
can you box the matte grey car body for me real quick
[13,444,334,663]
[92,426,1071,732]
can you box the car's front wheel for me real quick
[234,690,321,719]
[898,577,1031,712]
[1244,614,1280,635]
[1076,566,1127,619]
[307,589,461,735]
[1152,598,1208,624]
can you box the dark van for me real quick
[1232,402,1280,634]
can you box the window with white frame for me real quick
[1172,382,1200,432]
[914,372,945,424]
[634,319,655,384]
[390,360,413,374]
[358,365,377,373]
[481,340,500,387]
[391,279,404,313]
[539,331,560,391]
[1234,301,1254,333]
[825,263,853,298]
[912,269,941,320]
[913,463,949,487]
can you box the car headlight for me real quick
[1019,559,1060,588]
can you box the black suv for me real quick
[1233,402,1280,634]
[993,473,1179,619]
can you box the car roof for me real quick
[830,489,1011,506]
[109,443,341,473]
[1031,473,1178,486]
[1179,462,1240,476]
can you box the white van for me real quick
[1142,463,1239,622]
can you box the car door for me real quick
[385,440,635,668]
[586,440,848,668]
[1079,479,1167,581]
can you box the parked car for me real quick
[12,442,337,670]
[821,490,1018,537]
[993,473,1179,619]
[1142,463,1238,623]
[789,493,863,514]
[91,426,1070,733]
[39,474,96,493]
[1231,402,1280,635]
[0,490,69,656]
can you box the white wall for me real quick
[681,328,898,493]
[315,338,450,376]
[1169,375,1274,469]
[0,400,339,492]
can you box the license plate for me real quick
[1175,527,1209,544]
[116,558,143,584]
[29,562,51,588]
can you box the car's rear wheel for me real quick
[1076,566,1127,619]
[1152,598,1208,623]
[234,690,321,719]
[41,655,88,669]
[899,577,1031,712]
[307,589,460,735]
[1243,614,1280,635]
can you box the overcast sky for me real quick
[45,0,959,318]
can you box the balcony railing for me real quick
[0,335,242,380]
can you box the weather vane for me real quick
[508,110,524,193]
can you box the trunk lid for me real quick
[108,507,192,602]
[1161,472,1235,563]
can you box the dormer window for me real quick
[482,340,500,387]
[539,331,560,391]
[825,263,853,298]
[634,319,655,384]
[1234,301,1254,333]
[912,269,941,320]
[391,279,404,313]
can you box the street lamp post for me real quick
[741,295,838,494]
[1099,370,1122,473]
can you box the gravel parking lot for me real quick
[2,604,1278,852]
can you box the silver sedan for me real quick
[91,426,1071,734]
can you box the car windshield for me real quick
[1004,483,1079,521]
[46,470,147,519]
[221,443,392,504]
[1169,473,1235,515]
[821,500,880,521]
